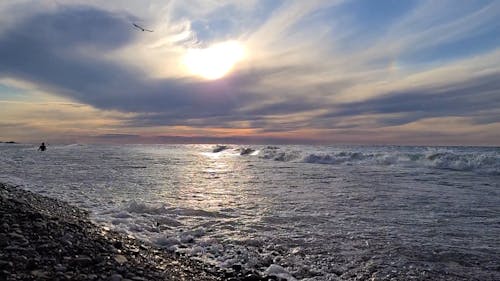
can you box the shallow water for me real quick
[1,144,499,280]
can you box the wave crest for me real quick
[253,146,499,174]
[125,200,170,215]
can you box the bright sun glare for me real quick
[183,41,246,80]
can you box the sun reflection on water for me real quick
[131,145,274,241]
[167,149,250,213]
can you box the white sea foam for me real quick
[154,235,181,248]
[0,144,498,280]
[252,146,500,174]
[125,200,170,215]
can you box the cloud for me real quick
[0,2,321,131]
[0,1,499,144]
[0,5,265,115]
[0,99,133,143]
[0,6,134,94]
[324,73,500,125]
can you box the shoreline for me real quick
[0,183,265,281]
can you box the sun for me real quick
[183,41,246,80]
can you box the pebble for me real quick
[0,183,222,281]
[114,240,123,249]
[109,273,123,281]
[30,269,49,278]
[74,255,93,265]
[0,260,12,269]
[114,254,128,265]
[54,264,66,272]
[8,232,25,240]
[0,234,7,246]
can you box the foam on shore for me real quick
[0,183,267,281]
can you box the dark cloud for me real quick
[0,5,266,119]
[469,110,500,125]
[0,4,333,133]
[91,133,141,139]
[89,133,323,145]
[0,6,135,96]
[1,4,499,138]
[240,98,322,116]
[0,122,28,128]
[321,73,500,126]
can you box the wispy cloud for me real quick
[0,0,499,144]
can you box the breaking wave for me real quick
[125,200,170,215]
[212,145,229,153]
[253,146,499,174]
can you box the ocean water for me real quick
[0,143,499,280]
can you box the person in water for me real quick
[38,142,46,151]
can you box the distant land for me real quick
[0,141,17,144]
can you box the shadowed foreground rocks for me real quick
[0,183,229,281]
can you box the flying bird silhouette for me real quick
[133,23,153,32]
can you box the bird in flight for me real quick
[133,23,153,32]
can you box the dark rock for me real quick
[5,245,29,252]
[1,222,9,232]
[26,258,40,270]
[0,234,8,246]
[27,212,43,220]
[232,263,243,272]
[9,232,25,240]
[31,269,49,278]
[109,273,123,281]
[0,260,13,269]
[54,264,66,272]
[114,240,123,249]
[74,255,93,266]
[240,148,255,155]
[224,269,236,278]
[213,145,228,153]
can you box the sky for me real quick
[0,0,499,145]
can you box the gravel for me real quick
[0,183,232,281]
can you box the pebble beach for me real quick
[0,183,266,281]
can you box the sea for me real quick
[0,143,499,280]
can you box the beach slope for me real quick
[0,183,222,281]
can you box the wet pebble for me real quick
[0,183,222,281]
